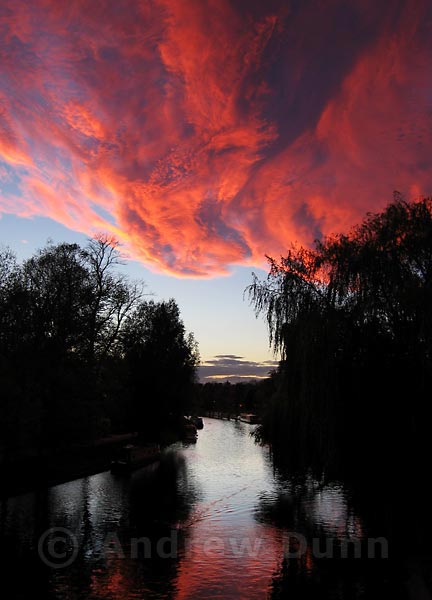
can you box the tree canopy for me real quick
[248,196,432,473]
[0,235,199,458]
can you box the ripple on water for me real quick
[2,418,370,600]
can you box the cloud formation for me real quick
[199,355,278,383]
[0,0,431,276]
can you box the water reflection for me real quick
[256,471,403,599]
[1,419,399,599]
[256,478,363,539]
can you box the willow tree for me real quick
[248,195,432,471]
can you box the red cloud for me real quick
[0,0,431,276]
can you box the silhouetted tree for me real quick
[80,234,144,361]
[0,237,199,461]
[19,242,99,447]
[22,242,90,356]
[121,299,200,438]
[248,195,432,473]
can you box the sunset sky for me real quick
[1,0,431,380]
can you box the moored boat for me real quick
[190,416,204,429]
[110,443,160,474]
[183,423,198,442]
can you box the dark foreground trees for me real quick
[0,236,199,460]
[248,196,432,474]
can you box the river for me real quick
[0,418,399,599]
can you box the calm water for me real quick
[1,418,397,599]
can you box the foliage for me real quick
[247,196,432,472]
[121,298,200,438]
[0,236,199,459]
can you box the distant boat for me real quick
[110,443,160,474]
[190,416,204,429]
[238,413,261,424]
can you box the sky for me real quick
[0,0,431,380]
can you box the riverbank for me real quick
[1,415,203,497]
[0,432,139,497]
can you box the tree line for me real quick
[247,195,432,476]
[194,380,271,417]
[0,235,199,461]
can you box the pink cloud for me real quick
[0,0,431,276]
